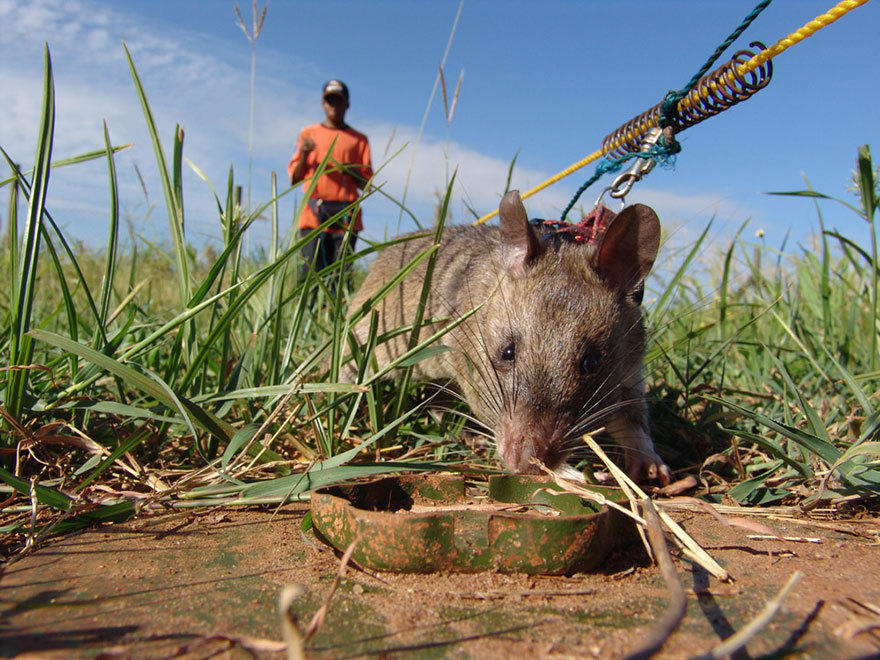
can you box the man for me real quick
[288,79,373,276]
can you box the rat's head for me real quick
[458,190,661,474]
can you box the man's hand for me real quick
[300,136,316,154]
[334,160,369,190]
[290,136,316,186]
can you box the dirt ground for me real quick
[2,501,880,659]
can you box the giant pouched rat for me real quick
[347,190,671,483]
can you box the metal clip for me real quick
[593,185,624,211]
[607,126,664,203]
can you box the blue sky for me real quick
[1,0,877,259]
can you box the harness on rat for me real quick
[528,126,671,306]
[529,205,616,247]
[529,204,648,305]
[528,124,669,252]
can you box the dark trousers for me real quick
[299,229,358,281]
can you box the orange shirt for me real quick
[287,123,373,231]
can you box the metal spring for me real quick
[601,41,773,159]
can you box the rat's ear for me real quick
[595,203,660,294]
[499,190,543,277]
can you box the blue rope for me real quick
[660,0,773,126]
[562,0,773,220]
[560,138,680,221]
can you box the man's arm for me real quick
[335,142,373,191]
[335,161,371,190]
[289,136,315,186]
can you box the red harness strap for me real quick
[529,205,616,246]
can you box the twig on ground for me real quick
[173,633,287,657]
[623,499,687,660]
[582,434,731,582]
[278,584,307,660]
[699,571,803,659]
[653,501,801,517]
[661,499,880,539]
[278,538,358,659]
[748,534,821,543]
[655,474,698,496]
[452,588,598,600]
[835,597,880,640]
[305,537,359,640]
[665,496,787,539]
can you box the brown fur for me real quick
[347,191,670,483]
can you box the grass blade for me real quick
[123,42,190,307]
[0,144,132,188]
[649,219,712,328]
[97,121,120,335]
[5,45,54,424]
[28,329,233,444]
[703,394,840,469]
[75,428,151,492]
[0,466,70,511]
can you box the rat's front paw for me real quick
[552,463,587,483]
[625,449,672,486]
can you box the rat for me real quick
[346,190,671,484]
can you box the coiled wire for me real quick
[601,41,773,159]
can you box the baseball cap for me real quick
[322,79,349,103]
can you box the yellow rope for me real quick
[736,0,870,75]
[474,0,871,225]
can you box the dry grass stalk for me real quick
[306,538,359,640]
[661,499,880,539]
[278,584,307,660]
[660,500,801,517]
[618,467,655,563]
[448,69,463,122]
[440,67,463,123]
[233,375,308,475]
[234,0,267,44]
[172,633,286,657]
[25,476,37,550]
[398,0,464,215]
[582,434,731,582]
[382,127,397,160]
[747,534,821,543]
[277,538,359,660]
[439,66,448,122]
[107,279,148,324]
[664,496,783,537]
[537,464,647,525]
[234,0,268,209]
[453,587,598,600]
[700,570,803,658]
[623,499,687,660]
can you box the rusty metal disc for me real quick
[310,473,632,575]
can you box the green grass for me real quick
[0,46,878,553]
[644,150,880,506]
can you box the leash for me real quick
[474,0,871,225]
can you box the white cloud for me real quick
[0,0,753,253]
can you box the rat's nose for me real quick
[498,432,537,473]
[497,411,568,474]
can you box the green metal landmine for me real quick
[310,473,633,575]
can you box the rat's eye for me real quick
[500,342,516,361]
[580,350,599,375]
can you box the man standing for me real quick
[288,80,373,275]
